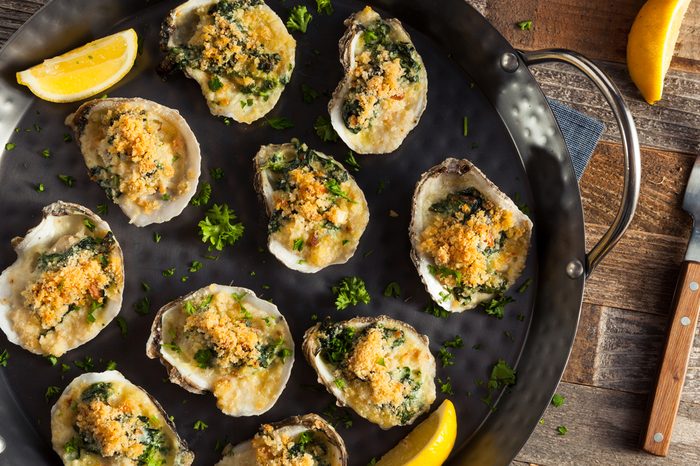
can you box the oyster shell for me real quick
[65,97,201,227]
[146,284,294,416]
[216,413,347,466]
[303,316,436,429]
[0,201,124,357]
[51,370,194,465]
[253,140,369,273]
[162,0,296,123]
[409,158,533,312]
[329,6,428,154]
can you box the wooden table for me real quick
[1,0,698,464]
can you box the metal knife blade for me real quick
[683,156,700,262]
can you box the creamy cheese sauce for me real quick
[250,424,337,466]
[52,379,180,465]
[317,321,435,428]
[8,217,123,356]
[262,143,367,268]
[161,286,291,414]
[418,188,530,305]
[80,102,189,215]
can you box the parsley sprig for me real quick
[287,5,313,33]
[198,204,245,251]
[332,277,370,310]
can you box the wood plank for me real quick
[515,382,700,465]
[476,0,700,73]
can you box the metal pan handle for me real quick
[519,49,641,277]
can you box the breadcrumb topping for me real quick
[75,400,145,459]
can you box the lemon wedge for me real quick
[16,29,138,103]
[377,399,457,466]
[627,0,691,104]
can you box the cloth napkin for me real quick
[547,98,605,179]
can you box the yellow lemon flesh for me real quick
[16,29,138,103]
[627,0,691,104]
[377,399,457,466]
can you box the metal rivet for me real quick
[566,260,584,279]
[690,281,699,291]
[500,52,519,72]
[0,434,5,454]
[681,316,691,326]
[653,432,664,443]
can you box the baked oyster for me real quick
[329,6,427,154]
[162,0,296,123]
[65,97,201,227]
[0,202,124,357]
[146,284,294,416]
[303,316,436,429]
[216,414,347,466]
[51,370,194,465]
[254,140,369,273]
[410,158,533,312]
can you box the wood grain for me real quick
[643,262,700,456]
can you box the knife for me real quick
[642,156,700,456]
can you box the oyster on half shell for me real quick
[303,316,436,429]
[329,6,428,154]
[51,370,194,465]
[0,201,124,357]
[409,158,533,313]
[162,0,296,123]
[66,97,201,227]
[216,413,347,466]
[146,284,294,416]
[254,140,369,273]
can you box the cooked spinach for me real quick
[319,323,356,365]
[194,347,216,369]
[37,233,114,271]
[80,382,112,403]
[429,188,484,219]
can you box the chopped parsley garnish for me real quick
[5,143,15,151]
[35,183,45,193]
[383,282,401,298]
[265,116,294,129]
[162,267,175,277]
[134,296,151,315]
[190,182,212,206]
[316,0,333,15]
[438,377,454,395]
[58,174,75,187]
[142,282,151,292]
[289,430,314,456]
[482,359,516,407]
[423,302,450,318]
[334,378,346,389]
[208,75,223,91]
[437,347,454,367]
[105,360,117,370]
[332,277,370,310]
[63,133,73,143]
[47,355,58,366]
[153,232,162,243]
[189,260,203,272]
[163,343,180,353]
[96,203,108,215]
[193,420,208,431]
[286,5,313,33]
[344,151,360,171]
[161,193,171,201]
[74,356,94,372]
[314,115,338,142]
[41,148,51,158]
[301,83,320,103]
[518,278,532,293]
[293,238,304,251]
[463,116,469,136]
[0,349,8,367]
[443,335,464,348]
[61,363,70,372]
[83,219,96,231]
[483,294,514,319]
[198,204,245,251]
[551,393,565,407]
[210,167,225,181]
[45,385,61,401]
[325,178,354,202]
[115,316,128,336]
[556,425,568,435]
[517,20,533,31]
[322,404,353,428]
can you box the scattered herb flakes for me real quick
[41,148,51,158]
[539,418,545,425]
[322,404,353,429]
[142,281,151,292]
[333,378,346,389]
[463,116,469,136]
[210,167,225,181]
[57,174,75,187]
[190,182,212,206]
[153,232,162,243]
[63,133,73,143]
[316,0,333,15]
[0,349,8,367]
[208,75,223,91]
[162,267,176,277]
[332,276,371,310]
[47,355,58,366]
[326,178,354,202]
[74,356,94,372]
[286,5,313,33]
[443,335,464,348]
[61,363,70,373]
[551,393,565,408]
[115,316,128,336]
[83,219,96,231]
[265,116,294,129]
[472,343,483,350]
[556,425,568,436]
[437,347,454,367]
[516,313,525,322]
[482,359,516,407]
[517,20,533,31]
[189,260,203,272]
[35,183,45,193]
[483,294,514,319]
[193,420,208,431]
[45,385,61,402]
[438,377,454,395]
[105,360,117,371]
[368,458,377,466]
[518,278,532,293]
[344,151,360,171]
[181,276,189,282]
[33,123,42,132]
[423,301,450,318]
[314,115,338,142]
[161,193,171,201]
[301,83,320,103]
[292,238,304,251]
[383,282,401,298]
[96,203,108,215]
[134,296,151,315]
[222,117,233,126]
[363,250,373,258]
[503,330,515,342]
[4,142,15,151]
[198,203,245,251]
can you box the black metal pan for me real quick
[0,0,640,464]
